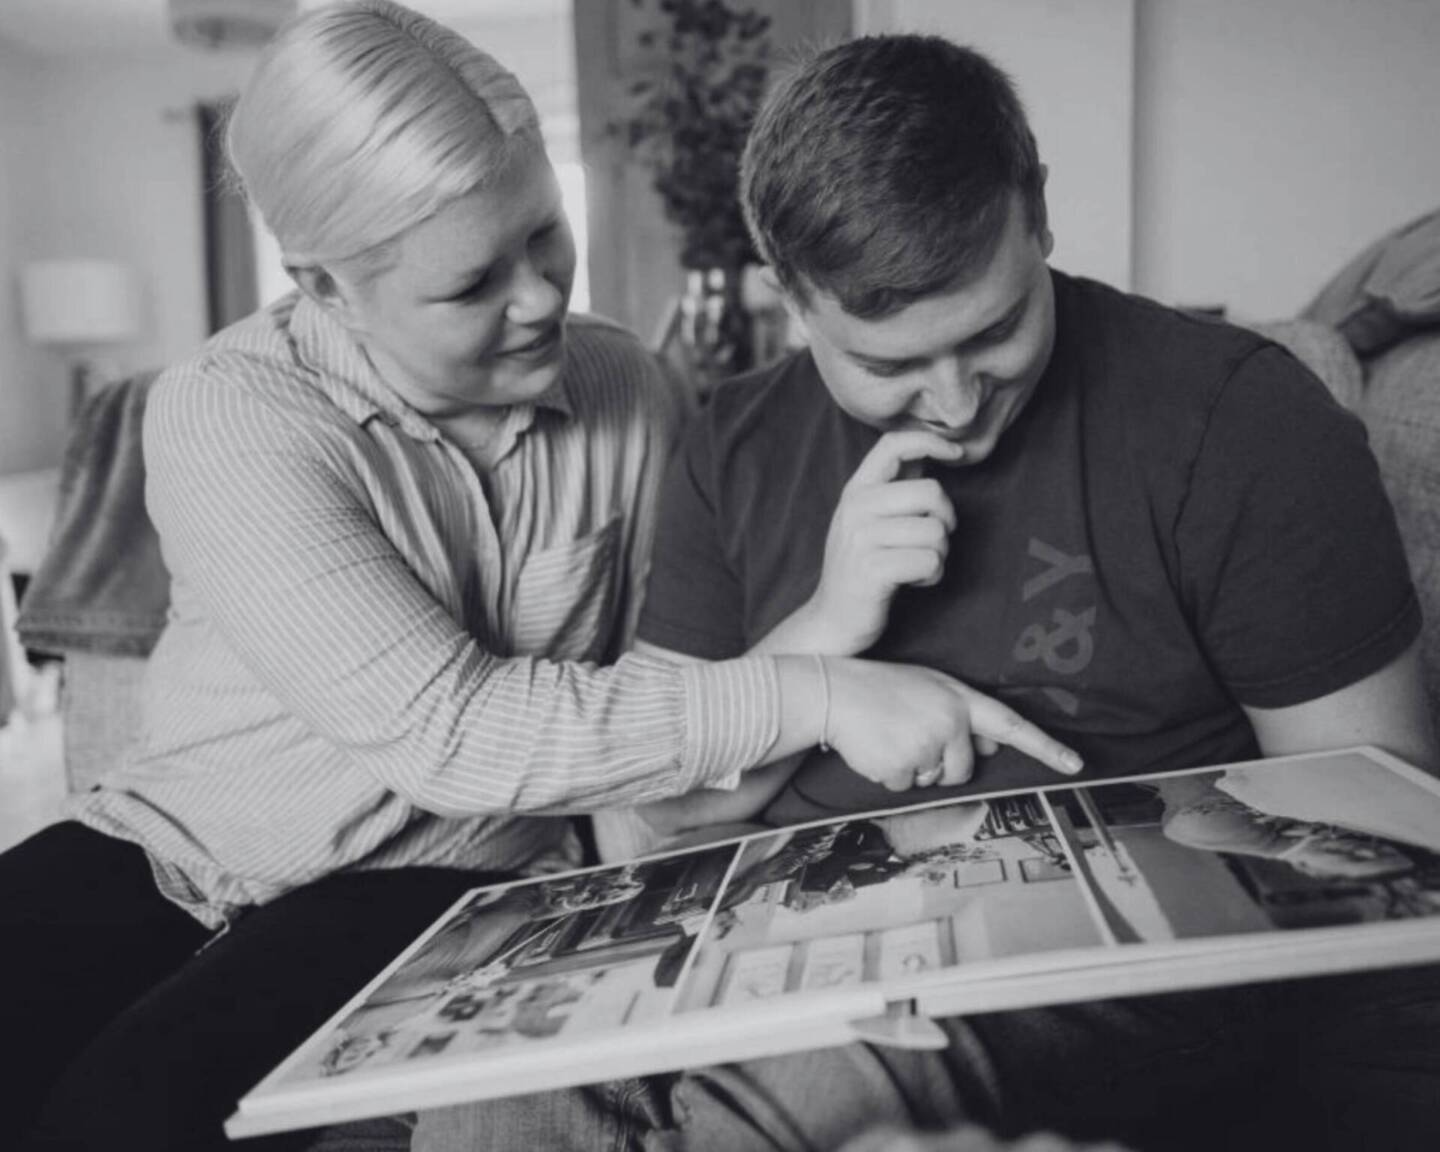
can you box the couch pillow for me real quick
[1302,208,1440,357]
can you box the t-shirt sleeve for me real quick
[1175,344,1420,708]
[636,413,749,659]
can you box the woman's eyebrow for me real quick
[425,264,493,301]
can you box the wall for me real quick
[1133,0,1440,320]
[22,48,257,375]
[860,0,1440,322]
[1,42,256,476]
[0,36,60,475]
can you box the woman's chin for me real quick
[479,354,566,406]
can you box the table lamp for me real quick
[19,259,143,421]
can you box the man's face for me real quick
[793,195,1056,466]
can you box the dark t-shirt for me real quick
[638,272,1421,821]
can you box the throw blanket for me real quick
[0,533,14,719]
[17,371,170,657]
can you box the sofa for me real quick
[11,209,1440,1152]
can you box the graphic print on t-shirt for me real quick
[1008,537,1096,718]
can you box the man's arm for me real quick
[638,428,972,843]
[1244,639,1439,773]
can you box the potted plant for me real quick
[617,0,773,384]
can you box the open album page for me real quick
[232,749,1440,1134]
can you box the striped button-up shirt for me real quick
[74,294,778,928]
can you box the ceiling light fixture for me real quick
[168,0,299,51]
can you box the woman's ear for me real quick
[288,263,365,331]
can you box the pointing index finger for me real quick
[964,690,1084,776]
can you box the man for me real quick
[629,37,1434,838]
[417,35,1439,1152]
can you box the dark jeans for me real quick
[1,821,506,1152]
[413,963,1440,1152]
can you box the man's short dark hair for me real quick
[740,35,1045,320]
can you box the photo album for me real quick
[227,746,1440,1139]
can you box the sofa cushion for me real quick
[1244,317,1440,730]
[1359,329,1440,726]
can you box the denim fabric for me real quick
[304,1114,416,1152]
[3,822,511,1152]
[410,967,1440,1152]
[409,989,1255,1152]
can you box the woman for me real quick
[0,5,1073,1150]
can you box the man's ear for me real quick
[778,286,811,347]
[1036,166,1055,257]
[288,263,366,332]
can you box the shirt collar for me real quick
[287,292,574,442]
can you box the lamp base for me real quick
[67,361,94,423]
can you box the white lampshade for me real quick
[20,260,143,346]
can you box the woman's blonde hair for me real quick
[227,0,541,270]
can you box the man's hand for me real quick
[824,658,1083,790]
[777,431,965,656]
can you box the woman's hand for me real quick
[761,431,964,657]
[817,657,1082,791]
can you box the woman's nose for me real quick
[507,259,565,325]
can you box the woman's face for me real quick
[332,147,576,418]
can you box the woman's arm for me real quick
[629,640,1082,843]
[146,360,779,816]
[151,359,1069,820]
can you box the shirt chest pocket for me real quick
[510,516,623,663]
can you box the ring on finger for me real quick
[915,762,944,787]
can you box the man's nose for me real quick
[926,359,985,428]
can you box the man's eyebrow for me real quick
[847,294,1030,369]
[848,349,925,370]
[961,294,1029,343]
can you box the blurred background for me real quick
[2,0,1440,850]
[1,0,1438,475]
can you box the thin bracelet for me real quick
[813,653,832,752]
